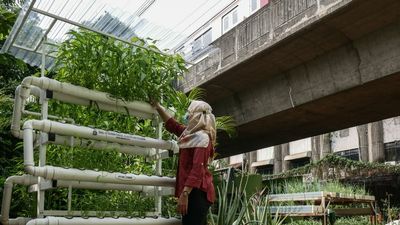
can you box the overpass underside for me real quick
[181,0,400,158]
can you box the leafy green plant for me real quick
[55,29,187,103]
[209,176,248,225]
[266,179,368,195]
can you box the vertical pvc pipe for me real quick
[67,185,72,212]
[37,37,47,218]
[155,118,163,215]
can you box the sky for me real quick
[30,0,233,50]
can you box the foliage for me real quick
[0,5,16,41]
[216,116,236,138]
[0,23,236,217]
[243,190,286,225]
[267,179,368,196]
[55,29,187,103]
[288,217,371,225]
[208,176,248,225]
[209,175,285,225]
[264,154,400,180]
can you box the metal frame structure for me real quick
[264,191,377,225]
[1,0,193,69]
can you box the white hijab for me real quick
[178,100,216,149]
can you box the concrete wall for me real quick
[257,146,274,160]
[289,138,311,155]
[230,153,244,164]
[383,117,400,143]
[331,127,359,152]
[180,0,351,91]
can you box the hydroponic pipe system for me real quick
[12,83,174,158]
[3,77,180,224]
[20,76,156,119]
[0,175,174,225]
[26,217,182,225]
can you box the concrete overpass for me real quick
[179,0,400,158]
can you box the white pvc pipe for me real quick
[52,136,171,159]
[1,175,37,225]
[51,92,152,120]
[21,76,157,119]
[11,85,69,138]
[24,165,175,187]
[55,180,174,196]
[9,217,32,225]
[0,173,172,225]
[23,121,176,187]
[24,120,178,152]
[26,217,181,225]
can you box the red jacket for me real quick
[165,118,215,203]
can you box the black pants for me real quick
[182,188,212,225]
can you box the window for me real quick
[290,158,310,169]
[192,28,212,54]
[250,0,260,13]
[339,129,349,138]
[335,148,359,161]
[222,7,239,33]
[385,141,400,162]
[256,165,273,175]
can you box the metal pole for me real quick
[37,36,48,218]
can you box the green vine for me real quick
[265,154,400,180]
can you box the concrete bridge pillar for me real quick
[357,124,369,162]
[320,133,331,158]
[368,121,385,162]
[273,145,282,174]
[281,143,290,172]
[248,151,257,173]
[311,136,321,162]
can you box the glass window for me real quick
[232,10,238,24]
[290,158,310,169]
[192,28,212,53]
[335,148,360,161]
[222,7,239,33]
[250,0,259,12]
[385,141,400,162]
[256,165,273,175]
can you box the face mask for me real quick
[182,112,189,124]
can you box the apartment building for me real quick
[225,116,400,175]
[174,0,269,63]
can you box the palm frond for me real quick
[187,87,205,101]
[216,116,237,138]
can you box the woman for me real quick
[153,100,216,225]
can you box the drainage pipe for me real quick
[23,120,176,187]
[20,76,156,119]
[26,217,182,225]
[1,175,38,225]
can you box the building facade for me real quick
[174,0,270,63]
[225,116,400,174]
